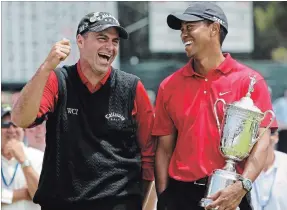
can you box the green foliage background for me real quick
[254,2,287,62]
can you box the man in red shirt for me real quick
[153,2,277,210]
[12,12,155,210]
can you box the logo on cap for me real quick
[90,12,100,23]
[89,12,119,25]
[79,22,89,34]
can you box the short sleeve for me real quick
[152,84,175,136]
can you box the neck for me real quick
[263,147,275,172]
[193,48,225,76]
[79,59,108,86]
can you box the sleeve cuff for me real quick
[142,168,155,181]
[1,188,13,204]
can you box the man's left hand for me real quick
[205,181,246,210]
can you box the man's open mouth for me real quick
[184,41,193,46]
[98,53,112,62]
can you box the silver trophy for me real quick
[199,75,275,208]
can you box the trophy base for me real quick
[199,169,241,208]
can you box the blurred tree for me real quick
[253,1,287,62]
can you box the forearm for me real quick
[22,166,40,198]
[12,188,31,202]
[141,159,155,200]
[242,128,271,182]
[155,133,176,195]
[12,62,52,128]
[155,149,172,195]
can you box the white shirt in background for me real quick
[1,146,44,210]
[273,97,287,125]
[251,151,287,210]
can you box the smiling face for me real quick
[77,27,120,75]
[181,20,220,58]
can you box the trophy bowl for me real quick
[220,104,264,162]
[215,98,275,172]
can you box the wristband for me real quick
[21,159,31,169]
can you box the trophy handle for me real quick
[213,99,226,135]
[256,110,276,141]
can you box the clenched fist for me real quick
[4,140,27,164]
[44,38,71,70]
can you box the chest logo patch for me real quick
[219,91,231,96]
[105,112,125,121]
[67,108,78,115]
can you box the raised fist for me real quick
[44,38,71,70]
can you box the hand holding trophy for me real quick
[199,75,275,209]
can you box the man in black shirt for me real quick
[12,12,155,210]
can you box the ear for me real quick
[76,34,85,49]
[210,22,220,37]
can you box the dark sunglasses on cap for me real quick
[1,121,17,128]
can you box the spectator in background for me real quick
[251,130,287,210]
[24,122,46,152]
[1,105,44,210]
[273,89,287,152]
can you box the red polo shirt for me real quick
[152,53,277,182]
[34,62,155,181]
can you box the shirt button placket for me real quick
[204,78,208,94]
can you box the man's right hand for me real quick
[44,38,71,70]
